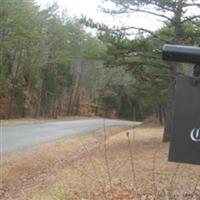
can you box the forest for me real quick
[1,0,200,137]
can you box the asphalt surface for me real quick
[1,119,140,155]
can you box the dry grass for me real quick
[0,125,129,200]
[1,123,200,200]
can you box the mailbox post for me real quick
[162,44,200,165]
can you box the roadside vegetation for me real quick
[1,121,200,200]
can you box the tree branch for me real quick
[184,3,200,7]
[115,26,171,43]
[125,7,175,23]
[187,20,200,28]
[182,15,200,23]
[103,3,174,22]
[118,60,170,70]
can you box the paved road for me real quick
[0,119,140,155]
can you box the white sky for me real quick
[35,0,164,32]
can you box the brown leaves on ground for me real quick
[1,124,200,200]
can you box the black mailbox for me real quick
[162,44,200,64]
[162,44,200,165]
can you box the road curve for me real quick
[1,119,140,155]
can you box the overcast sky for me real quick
[35,0,164,31]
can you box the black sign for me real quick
[169,76,200,165]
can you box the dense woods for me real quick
[0,0,116,118]
[1,0,200,131]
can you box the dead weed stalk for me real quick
[103,118,114,199]
[126,130,139,198]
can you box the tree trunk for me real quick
[163,64,177,141]
[163,0,183,142]
[68,74,81,115]
[158,105,163,126]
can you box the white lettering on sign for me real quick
[190,128,200,142]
